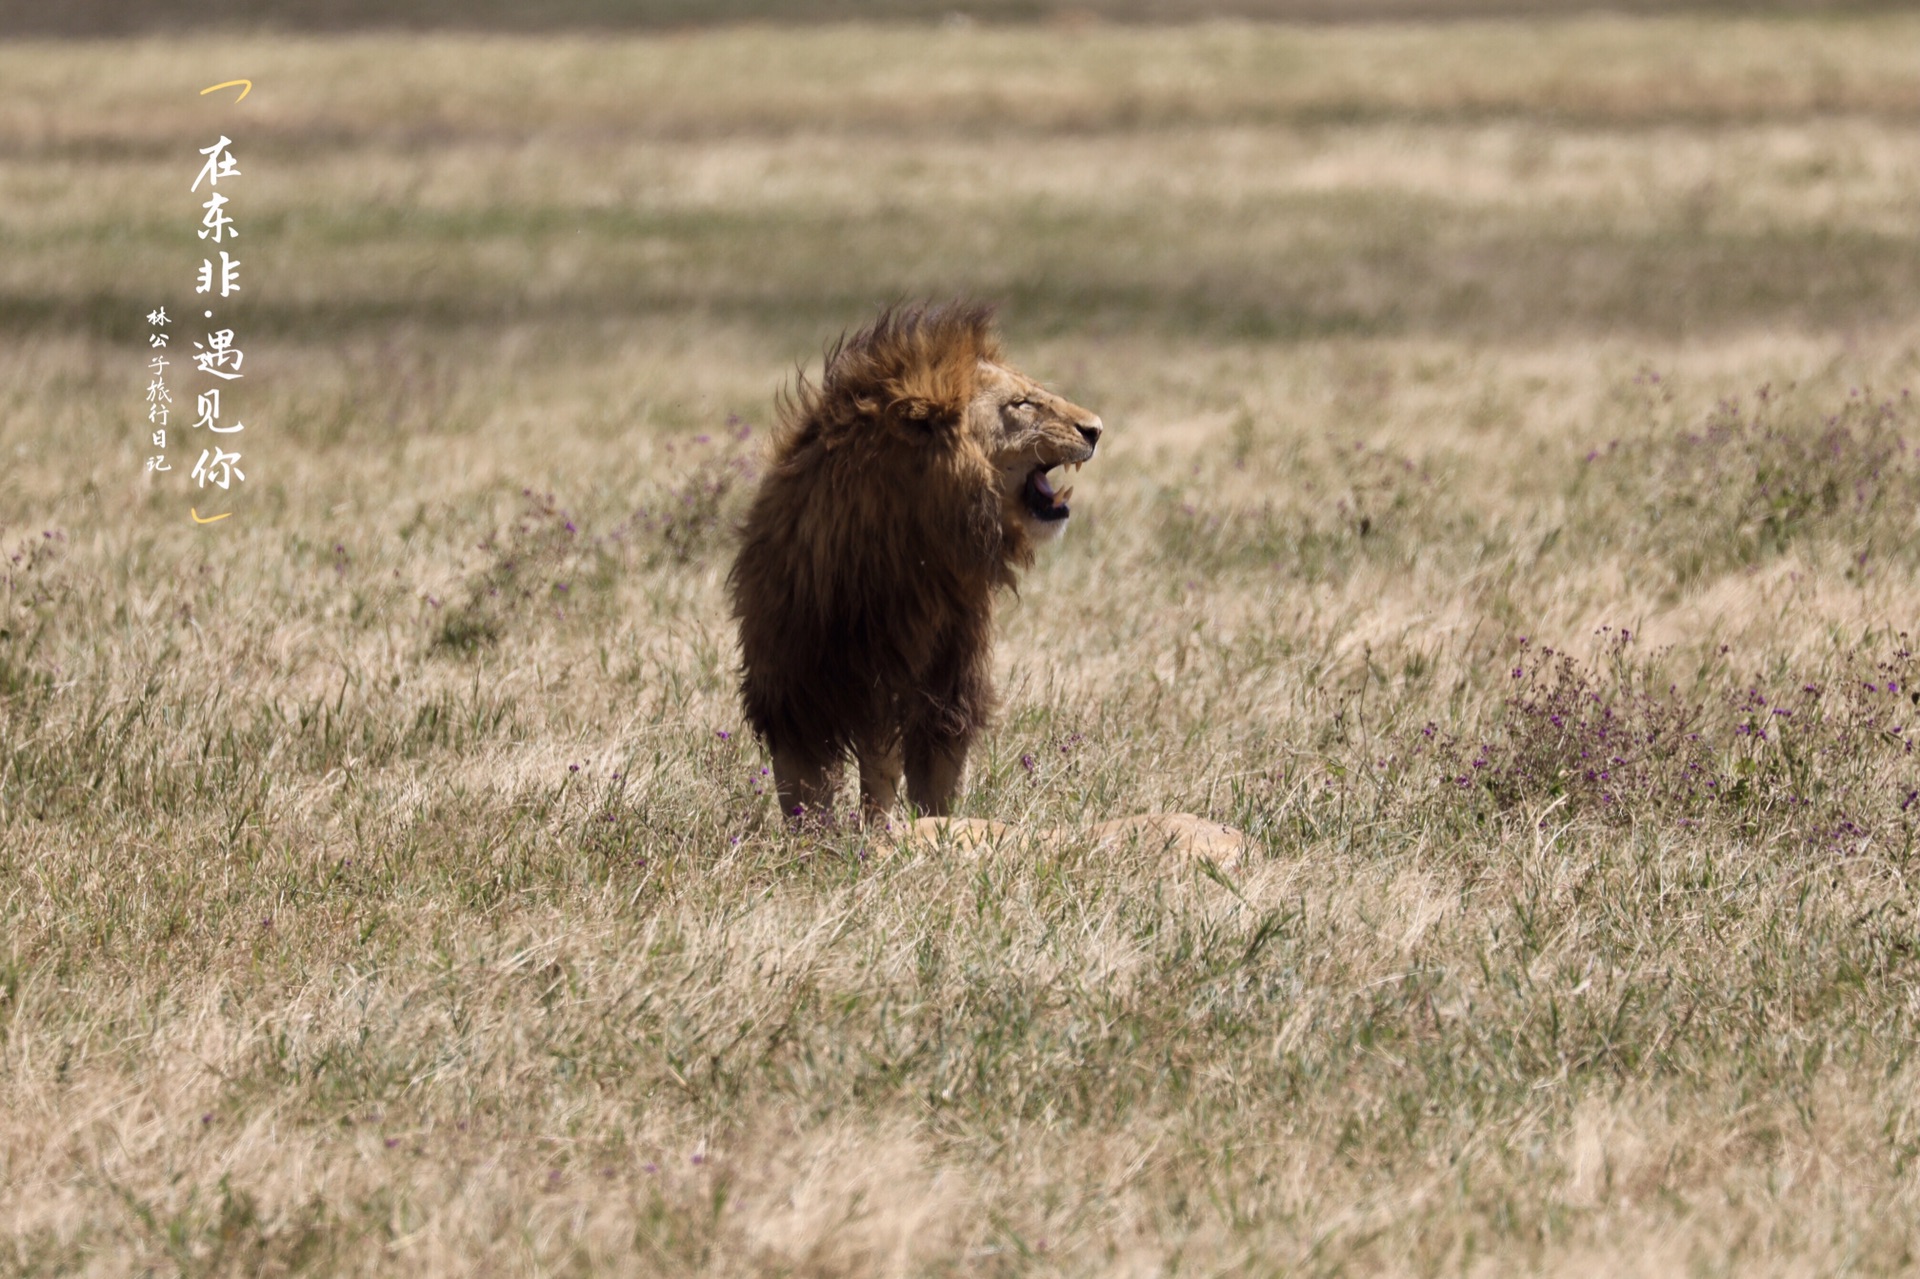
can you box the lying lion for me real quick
[729,302,1103,821]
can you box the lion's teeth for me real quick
[1058,486,1074,503]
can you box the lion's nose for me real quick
[1076,419,1103,451]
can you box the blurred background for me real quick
[0,0,1904,35]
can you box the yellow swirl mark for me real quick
[199,79,253,103]
[190,508,233,524]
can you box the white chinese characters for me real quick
[144,307,171,472]
[185,131,254,494]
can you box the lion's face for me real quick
[969,361,1103,544]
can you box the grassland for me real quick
[6,17,1920,1276]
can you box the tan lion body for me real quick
[729,303,1103,821]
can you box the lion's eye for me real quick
[1006,399,1031,412]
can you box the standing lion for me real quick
[729,302,1103,822]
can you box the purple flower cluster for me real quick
[431,490,586,650]
[1413,635,1919,847]
[1591,384,1920,571]
[627,428,758,565]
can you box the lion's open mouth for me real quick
[1021,463,1076,522]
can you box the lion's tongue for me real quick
[1032,470,1056,500]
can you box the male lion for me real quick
[730,302,1103,822]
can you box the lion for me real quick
[729,302,1103,822]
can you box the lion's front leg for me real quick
[855,733,903,823]
[903,734,969,818]
[903,626,994,818]
[771,746,840,825]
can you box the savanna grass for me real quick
[6,18,1920,1278]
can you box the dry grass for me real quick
[6,19,1920,1276]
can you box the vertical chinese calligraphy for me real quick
[187,123,249,502]
[144,306,171,473]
